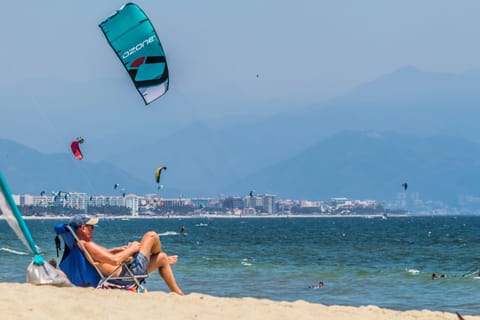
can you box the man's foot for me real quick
[168,255,178,265]
[174,288,185,296]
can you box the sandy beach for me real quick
[0,283,476,320]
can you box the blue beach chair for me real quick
[54,223,147,292]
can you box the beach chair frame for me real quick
[55,223,148,292]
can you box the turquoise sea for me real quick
[1,216,480,315]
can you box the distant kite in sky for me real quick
[70,137,84,160]
[114,183,126,197]
[402,182,408,191]
[99,3,169,105]
[155,166,167,185]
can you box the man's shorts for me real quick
[120,252,149,277]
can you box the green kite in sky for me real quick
[99,3,169,105]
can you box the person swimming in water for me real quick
[308,281,324,289]
[432,273,447,280]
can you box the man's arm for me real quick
[108,246,128,254]
[82,240,140,266]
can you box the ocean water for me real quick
[1,216,480,315]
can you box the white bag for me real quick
[26,261,71,287]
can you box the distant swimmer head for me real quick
[308,281,324,289]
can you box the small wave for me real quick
[241,258,253,266]
[158,231,179,236]
[406,269,420,275]
[196,223,209,227]
[0,247,28,255]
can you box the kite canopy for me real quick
[99,2,169,105]
[70,137,84,160]
[155,166,167,184]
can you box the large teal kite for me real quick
[99,3,169,105]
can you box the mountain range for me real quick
[2,130,480,209]
[2,66,480,207]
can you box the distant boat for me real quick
[121,218,130,221]
[382,214,388,220]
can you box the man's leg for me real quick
[139,231,184,295]
[138,231,162,258]
[149,252,184,295]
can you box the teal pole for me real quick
[0,171,44,265]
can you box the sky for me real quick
[1,0,480,153]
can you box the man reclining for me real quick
[70,214,184,295]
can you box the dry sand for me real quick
[0,283,477,320]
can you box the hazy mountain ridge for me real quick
[230,131,480,205]
[111,66,480,199]
[2,66,480,205]
[2,131,480,208]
